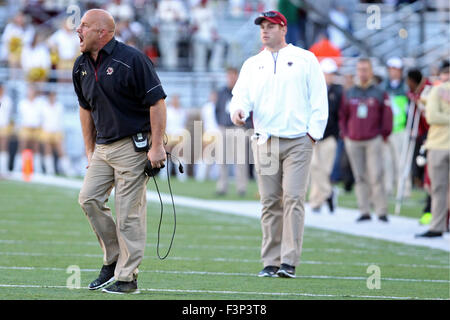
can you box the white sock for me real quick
[195,162,207,181]
[13,153,22,172]
[44,155,55,175]
[33,154,42,174]
[59,156,74,176]
[0,151,8,174]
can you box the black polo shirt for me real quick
[72,38,167,144]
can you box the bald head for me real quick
[76,9,115,59]
[85,9,116,34]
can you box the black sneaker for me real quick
[378,215,389,222]
[102,279,140,294]
[415,230,443,238]
[326,190,336,213]
[88,262,116,290]
[258,266,279,278]
[356,213,371,222]
[277,263,296,278]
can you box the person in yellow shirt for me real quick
[416,61,450,237]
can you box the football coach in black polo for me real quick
[72,9,167,294]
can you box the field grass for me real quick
[150,175,428,219]
[0,179,448,300]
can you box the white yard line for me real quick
[5,173,450,252]
[0,266,448,283]
[0,251,447,269]
[0,238,439,256]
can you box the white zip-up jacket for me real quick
[229,44,328,140]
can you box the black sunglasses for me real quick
[261,11,278,18]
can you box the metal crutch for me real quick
[394,101,421,215]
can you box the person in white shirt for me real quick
[196,90,220,181]
[165,94,188,180]
[40,91,71,175]
[47,21,80,73]
[156,0,188,70]
[105,0,135,22]
[21,33,51,82]
[14,85,44,173]
[0,11,35,68]
[0,82,13,175]
[190,0,224,72]
[230,11,328,279]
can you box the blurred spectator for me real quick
[165,94,188,180]
[382,57,409,195]
[339,58,393,222]
[309,58,343,213]
[406,68,432,188]
[40,91,71,175]
[343,72,354,90]
[21,32,51,82]
[115,19,144,46]
[331,72,354,188]
[278,0,307,48]
[105,0,135,22]
[305,0,331,48]
[14,85,44,173]
[432,60,450,86]
[0,11,35,68]
[308,34,341,65]
[0,82,13,175]
[47,21,80,75]
[23,0,59,26]
[215,67,248,196]
[190,0,224,72]
[416,61,450,237]
[196,90,220,181]
[156,0,188,70]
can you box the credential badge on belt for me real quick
[132,132,149,152]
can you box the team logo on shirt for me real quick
[288,62,293,66]
[106,67,114,75]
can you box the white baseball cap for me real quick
[387,57,403,69]
[320,58,338,74]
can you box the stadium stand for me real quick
[0,0,448,177]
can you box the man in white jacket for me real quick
[230,11,328,278]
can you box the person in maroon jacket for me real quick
[339,58,393,222]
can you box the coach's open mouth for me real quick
[79,35,84,46]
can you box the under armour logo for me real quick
[81,70,87,77]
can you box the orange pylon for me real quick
[22,149,33,182]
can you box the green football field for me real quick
[0,179,448,300]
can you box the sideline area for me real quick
[6,173,449,252]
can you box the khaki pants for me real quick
[308,136,337,209]
[252,135,313,267]
[344,136,388,216]
[428,149,450,232]
[78,137,149,282]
